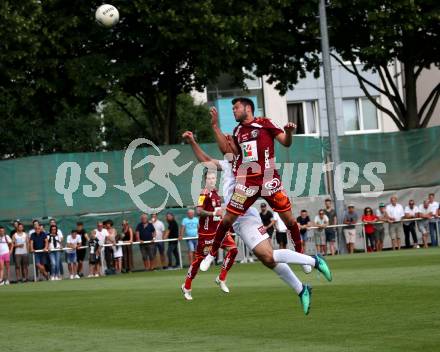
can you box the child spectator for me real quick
[314,210,329,255]
[113,232,124,273]
[88,232,100,277]
[66,230,81,279]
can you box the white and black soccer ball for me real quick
[302,264,313,274]
[95,4,119,28]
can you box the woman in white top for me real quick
[314,210,329,256]
[47,225,64,280]
[12,223,29,282]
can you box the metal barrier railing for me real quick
[25,216,440,281]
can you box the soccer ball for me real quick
[95,4,119,28]
[302,264,312,274]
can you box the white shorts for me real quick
[232,207,269,251]
[344,229,357,244]
[113,246,123,259]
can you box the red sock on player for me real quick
[184,256,203,290]
[210,221,229,256]
[219,247,238,281]
[288,222,302,253]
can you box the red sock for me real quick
[288,222,302,253]
[210,221,229,256]
[184,256,203,290]
[219,247,238,281]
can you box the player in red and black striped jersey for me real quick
[181,170,237,300]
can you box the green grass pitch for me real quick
[1,249,439,352]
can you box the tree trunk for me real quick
[403,62,419,130]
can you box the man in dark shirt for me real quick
[259,203,275,238]
[296,210,311,254]
[75,222,88,277]
[165,212,180,268]
[323,199,337,256]
[30,227,49,280]
[135,214,156,271]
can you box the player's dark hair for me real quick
[301,209,307,213]
[232,97,255,114]
[325,198,332,202]
[0,226,4,230]
[49,225,58,234]
[76,222,83,226]
[429,193,435,197]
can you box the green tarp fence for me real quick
[1,126,439,225]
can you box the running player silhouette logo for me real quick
[115,138,193,213]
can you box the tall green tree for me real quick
[0,1,108,158]
[102,92,213,150]
[328,0,440,130]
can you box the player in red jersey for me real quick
[200,97,304,271]
[181,170,238,300]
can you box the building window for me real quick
[287,101,319,135]
[343,97,379,133]
[207,73,264,134]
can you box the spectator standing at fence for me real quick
[165,212,180,269]
[152,213,167,269]
[113,230,124,274]
[66,230,81,279]
[48,219,63,275]
[343,205,358,254]
[375,204,388,251]
[297,210,311,253]
[28,220,40,236]
[9,220,19,268]
[93,222,108,275]
[314,210,329,255]
[427,193,439,246]
[385,196,405,250]
[104,220,117,273]
[323,199,337,256]
[260,203,275,239]
[121,220,134,273]
[0,227,13,285]
[30,226,49,280]
[362,207,377,252]
[180,209,199,265]
[273,212,288,249]
[418,200,431,248]
[47,225,63,281]
[88,231,100,277]
[136,214,156,271]
[403,200,419,249]
[13,223,29,282]
[75,222,88,277]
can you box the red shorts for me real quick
[226,175,291,215]
[195,233,236,259]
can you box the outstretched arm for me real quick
[210,107,240,155]
[276,122,297,147]
[182,131,221,170]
